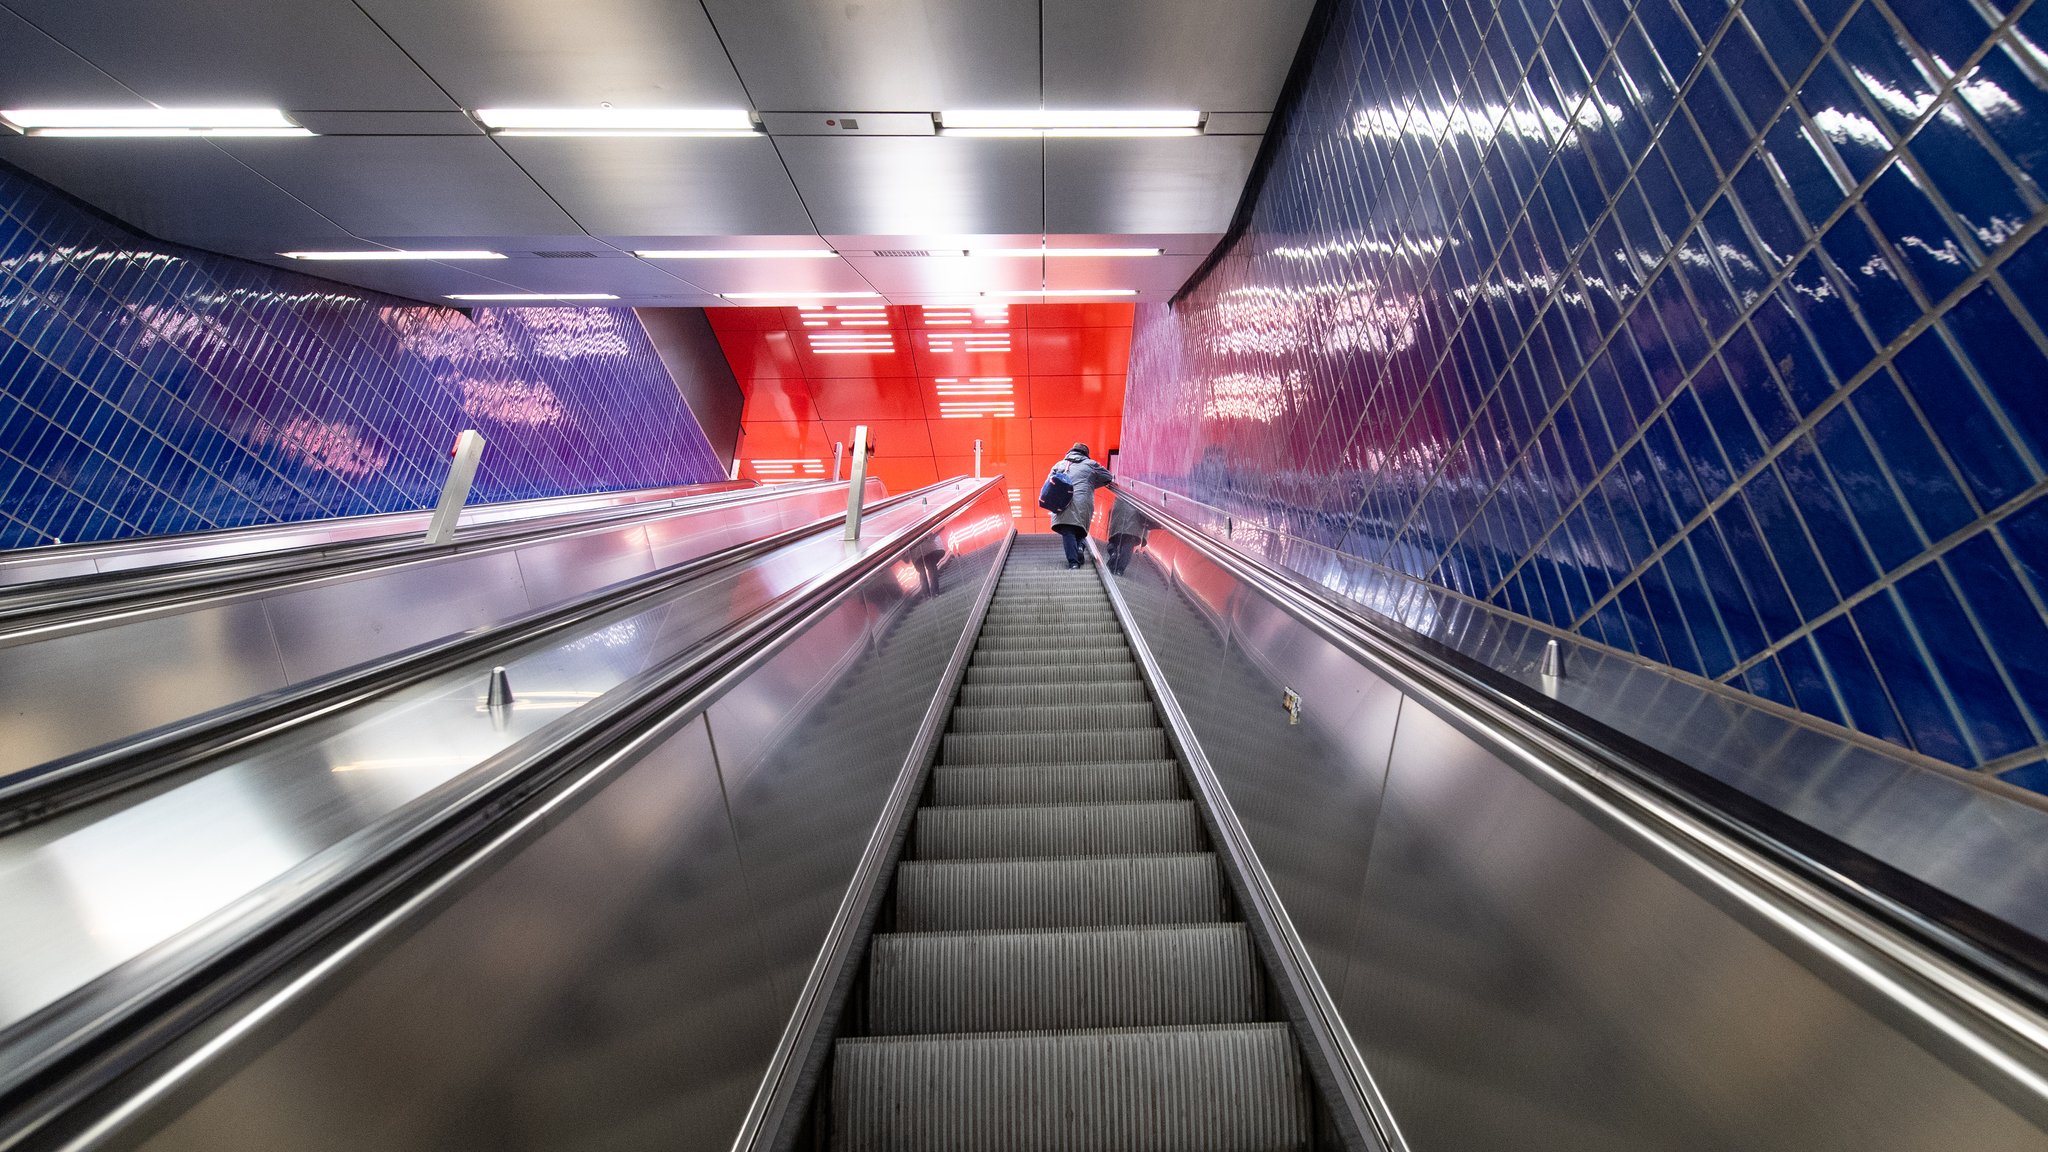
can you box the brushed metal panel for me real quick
[699,0,1038,109]
[214,136,582,239]
[265,552,532,684]
[507,523,657,607]
[1043,252,1210,292]
[2,0,450,110]
[1341,703,2048,1152]
[634,255,876,297]
[774,137,1044,237]
[356,0,748,107]
[125,716,783,1152]
[238,257,533,306]
[1042,0,1316,110]
[0,7,136,105]
[840,254,1045,295]
[497,137,817,237]
[0,602,288,776]
[1043,136,1264,234]
[482,255,706,296]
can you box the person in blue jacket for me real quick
[1047,443,1112,569]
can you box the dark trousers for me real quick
[1054,524,1085,564]
[1107,533,1139,574]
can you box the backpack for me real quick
[1038,466,1075,513]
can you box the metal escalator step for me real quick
[970,646,1133,668]
[979,612,1119,629]
[931,761,1183,805]
[971,631,1124,653]
[893,855,1228,931]
[940,727,1168,766]
[948,702,1156,734]
[912,800,1202,859]
[963,663,1140,686]
[865,923,1262,1035]
[956,681,1150,707]
[976,621,1124,640]
[832,1023,1312,1152]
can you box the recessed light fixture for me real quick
[474,108,758,137]
[986,288,1140,297]
[0,107,310,137]
[939,110,1201,137]
[635,249,838,259]
[720,291,881,300]
[972,247,1165,258]
[283,250,506,261]
[446,293,619,301]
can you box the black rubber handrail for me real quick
[0,478,839,636]
[0,481,921,833]
[0,477,1002,1152]
[1115,490,2048,1070]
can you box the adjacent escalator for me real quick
[833,534,1315,1150]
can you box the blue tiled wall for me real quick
[0,161,724,551]
[1122,0,2048,780]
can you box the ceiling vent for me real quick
[871,249,934,257]
[532,250,598,258]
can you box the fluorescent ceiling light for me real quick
[0,107,310,137]
[446,293,619,301]
[283,250,505,261]
[636,249,837,259]
[972,247,1165,258]
[986,288,1140,297]
[721,291,880,300]
[939,110,1200,137]
[475,108,756,137]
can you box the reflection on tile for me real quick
[1120,0,2048,781]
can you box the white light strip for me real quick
[446,293,619,301]
[1,107,311,137]
[283,250,505,261]
[986,289,1139,296]
[723,291,881,300]
[474,108,757,136]
[941,109,1200,129]
[971,247,1165,258]
[943,126,1199,137]
[636,249,837,259]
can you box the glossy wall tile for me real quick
[1121,0,2048,783]
[0,161,724,550]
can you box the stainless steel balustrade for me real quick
[1091,489,2048,1152]
[0,479,883,778]
[0,478,1011,1152]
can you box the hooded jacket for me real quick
[1048,449,1113,532]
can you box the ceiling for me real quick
[713,302,1130,531]
[0,0,1316,307]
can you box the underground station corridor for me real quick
[2,0,2048,1148]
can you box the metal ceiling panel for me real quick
[352,0,747,107]
[0,137,356,253]
[1043,253,1209,292]
[644,258,875,296]
[0,0,451,110]
[1045,233,1225,256]
[776,137,1042,237]
[214,137,582,238]
[840,256,1044,295]
[699,0,1037,109]
[1042,0,1315,110]
[485,256,708,295]
[0,7,137,107]
[239,257,535,306]
[1043,136,1262,234]
[496,137,815,237]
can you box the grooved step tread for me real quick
[939,727,1170,766]
[963,663,1141,686]
[866,924,1263,1034]
[832,1024,1312,1152]
[972,632,1124,652]
[930,761,1184,806]
[948,702,1157,734]
[912,800,1203,859]
[892,855,1230,931]
[956,681,1150,707]
[970,646,1134,667]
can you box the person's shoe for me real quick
[1066,560,1081,569]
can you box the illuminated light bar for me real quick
[940,403,1016,418]
[986,288,1139,297]
[925,332,1013,353]
[935,376,1014,397]
[446,293,620,301]
[972,247,1165,258]
[1007,488,1024,519]
[722,291,881,300]
[799,305,887,328]
[283,250,505,261]
[807,330,895,354]
[475,108,758,137]
[635,249,837,259]
[939,110,1202,137]
[1,107,310,137]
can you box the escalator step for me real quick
[948,702,1156,734]
[832,1023,1311,1152]
[970,646,1133,668]
[971,631,1124,653]
[930,761,1183,806]
[956,681,1150,707]
[978,618,1122,635]
[940,727,1168,765]
[866,924,1263,1034]
[912,800,1202,859]
[893,856,1228,931]
[963,663,1140,686]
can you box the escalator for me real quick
[835,534,1312,1149]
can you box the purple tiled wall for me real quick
[0,160,724,550]
[1122,0,2048,782]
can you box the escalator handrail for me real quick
[1112,488,2048,1095]
[0,477,1002,1150]
[0,482,922,833]
[0,478,855,637]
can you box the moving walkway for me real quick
[1,479,2045,1152]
